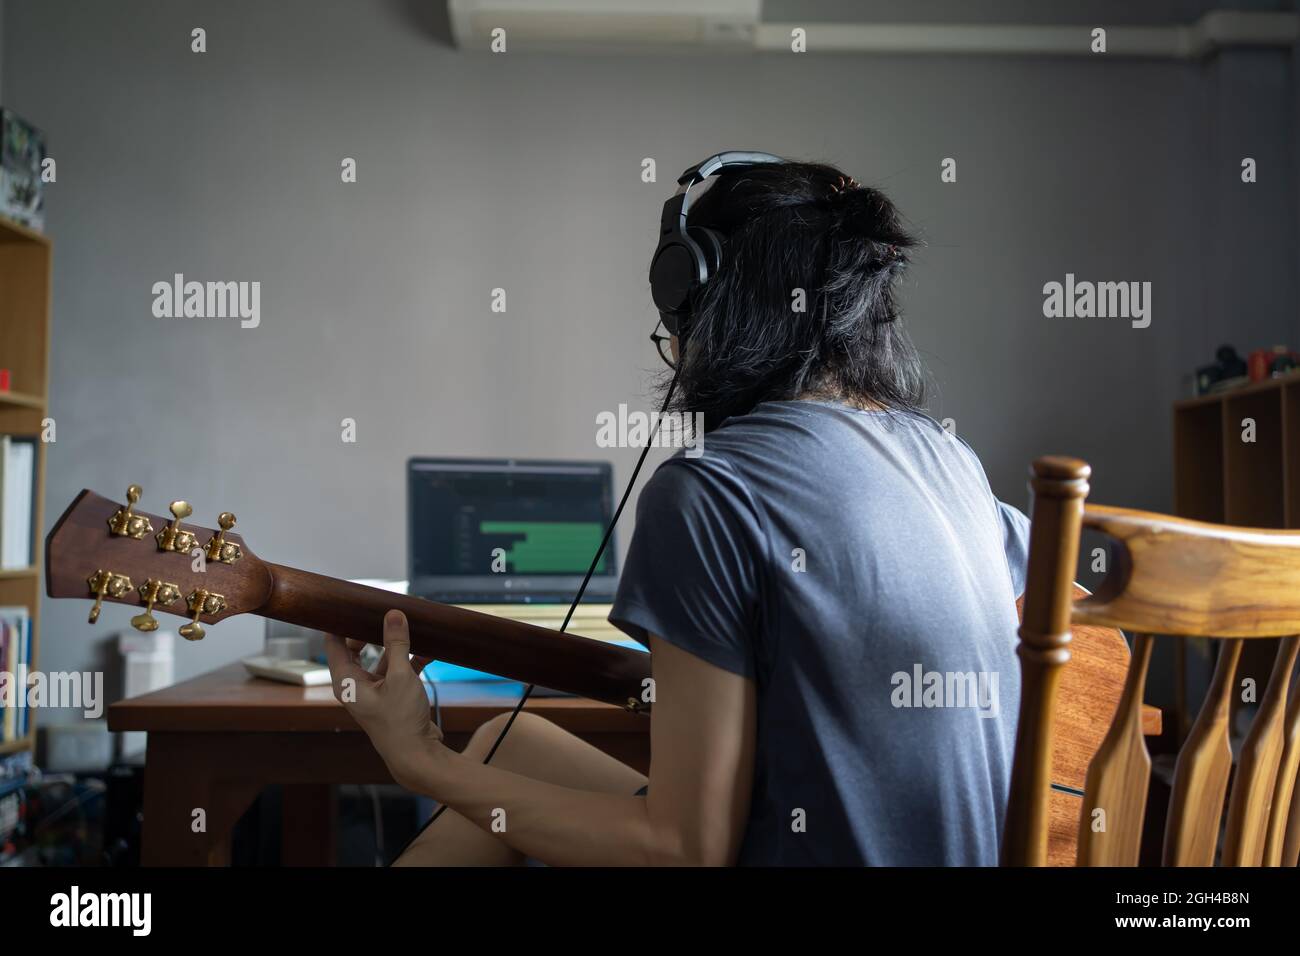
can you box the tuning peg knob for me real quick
[180,588,226,641]
[108,484,154,539]
[129,579,180,632]
[204,512,242,564]
[86,569,132,624]
[156,500,198,554]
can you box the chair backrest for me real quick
[1002,456,1300,867]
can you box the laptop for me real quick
[406,457,628,650]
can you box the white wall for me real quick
[1,0,1295,710]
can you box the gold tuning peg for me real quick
[180,588,226,641]
[131,579,179,632]
[204,512,242,564]
[108,484,154,539]
[156,500,198,554]
[86,569,132,624]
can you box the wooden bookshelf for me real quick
[0,214,52,759]
[1172,373,1300,739]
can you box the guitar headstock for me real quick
[45,486,273,640]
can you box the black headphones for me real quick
[649,150,785,338]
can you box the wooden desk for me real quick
[107,664,648,866]
[109,663,1161,867]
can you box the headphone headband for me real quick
[650,150,786,337]
[678,150,785,186]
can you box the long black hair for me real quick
[665,160,925,431]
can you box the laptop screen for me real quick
[407,458,617,603]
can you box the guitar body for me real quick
[49,488,1131,866]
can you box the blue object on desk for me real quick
[422,660,500,683]
[420,636,647,685]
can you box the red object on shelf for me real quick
[1249,349,1271,382]
[1250,346,1300,382]
[0,368,9,392]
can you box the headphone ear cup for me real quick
[690,227,725,279]
[650,240,698,316]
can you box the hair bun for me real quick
[829,183,910,262]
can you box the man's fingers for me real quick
[324,633,372,696]
[382,610,413,680]
[326,615,414,694]
[325,633,362,672]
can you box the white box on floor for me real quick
[117,630,174,758]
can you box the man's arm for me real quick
[398,635,756,866]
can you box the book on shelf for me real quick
[0,606,31,743]
[0,435,38,570]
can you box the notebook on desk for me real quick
[434,602,636,692]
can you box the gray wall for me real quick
[1,0,1296,718]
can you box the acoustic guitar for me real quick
[45,486,1136,865]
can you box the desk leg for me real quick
[282,783,336,866]
[141,733,260,866]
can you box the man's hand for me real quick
[325,610,443,789]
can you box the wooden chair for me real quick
[1002,456,1300,866]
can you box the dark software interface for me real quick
[408,459,616,600]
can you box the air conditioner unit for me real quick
[447,0,760,52]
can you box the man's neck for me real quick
[796,389,886,412]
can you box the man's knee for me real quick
[463,710,550,759]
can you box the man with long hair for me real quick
[326,156,1030,866]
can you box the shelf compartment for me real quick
[1223,389,1284,527]
[1173,401,1225,522]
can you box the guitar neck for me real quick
[259,564,650,712]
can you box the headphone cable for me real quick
[388,364,683,864]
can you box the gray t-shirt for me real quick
[610,400,1031,866]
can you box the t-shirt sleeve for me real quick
[997,499,1032,597]
[609,457,763,678]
